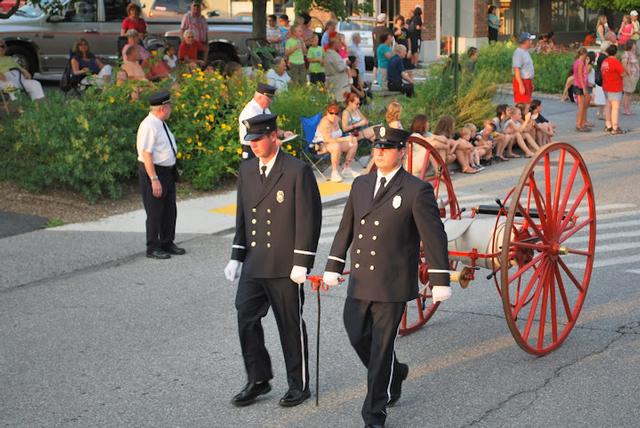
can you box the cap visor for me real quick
[244,133,266,142]
[373,141,399,149]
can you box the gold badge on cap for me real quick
[276,190,285,203]
[392,195,402,209]
[379,126,386,138]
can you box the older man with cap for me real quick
[513,31,536,112]
[323,126,450,428]
[225,113,322,408]
[238,83,276,161]
[136,90,185,259]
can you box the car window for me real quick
[15,0,49,18]
[104,0,128,21]
[63,0,97,22]
[151,0,190,14]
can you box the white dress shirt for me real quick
[374,165,402,197]
[259,148,280,178]
[136,112,177,167]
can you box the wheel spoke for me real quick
[559,217,593,244]
[553,263,573,323]
[549,267,558,343]
[513,259,548,319]
[516,202,549,245]
[508,252,546,284]
[528,174,550,234]
[537,265,551,349]
[559,184,589,233]
[401,310,408,329]
[558,258,585,293]
[556,161,580,229]
[522,268,546,342]
[544,152,553,226]
[552,149,567,227]
[416,298,425,321]
[565,248,593,257]
[511,240,550,252]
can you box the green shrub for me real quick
[270,83,332,142]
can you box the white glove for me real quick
[322,271,340,287]
[224,260,242,282]
[432,286,451,303]
[290,265,308,284]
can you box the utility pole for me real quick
[452,0,460,96]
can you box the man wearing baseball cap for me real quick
[512,32,536,112]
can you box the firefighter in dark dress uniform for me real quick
[224,114,322,408]
[322,127,452,428]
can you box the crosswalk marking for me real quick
[566,229,640,244]
[567,253,640,269]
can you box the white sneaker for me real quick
[330,170,343,182]
[342,167,360,178]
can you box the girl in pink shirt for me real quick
[619,15,634,45]
[573,48,590,131]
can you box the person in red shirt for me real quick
[178,29,206,69]
[120,3,147,39]
[601,44,627,134]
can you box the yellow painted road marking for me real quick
[209,180,352,216]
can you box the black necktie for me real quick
[260,165,267,183]
[375,177,386,199]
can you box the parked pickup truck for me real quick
[0,0,251,75]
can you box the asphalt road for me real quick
[2,97,640,427]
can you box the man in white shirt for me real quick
[136,90,186,259]
[349,32,367,80]
[238,83,276,161]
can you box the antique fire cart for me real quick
[310,140,596,357]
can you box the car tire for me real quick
[6,45,37,75]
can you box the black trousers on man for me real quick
[235,276,309,392]
[343,296,406,426]
[138,163,177,254]
[388,80,415,97]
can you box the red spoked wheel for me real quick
[500,142,596,355]
[400,136,461,336]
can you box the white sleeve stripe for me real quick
[428,269,451,274]
[294,250,316,256]
[328,256,346,263]
[232,245,246,249]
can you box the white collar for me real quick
[259,148,280,178]
[376,165,402,184]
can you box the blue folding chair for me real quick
[300,113,330,180]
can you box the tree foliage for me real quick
[583,0,640,11]
[295,0,374,18]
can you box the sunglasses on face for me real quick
[328,111,339,115]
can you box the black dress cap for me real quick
[244,113,278,141]
[256,82,277,97]
[373,126,411,148]
[149,90,171,106]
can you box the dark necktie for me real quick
[260,165,267,183]
[374,177,386,199]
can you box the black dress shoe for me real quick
[278,388,310,407]
[230,381,271,407]
[387,363,409,406]
[164,243,186,255]
[146,250,171,259]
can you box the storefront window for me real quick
[551,0,567,32]
[518,0,539,33]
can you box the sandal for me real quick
[604,127,613,133]
[610,128,627,135]
[507,153,521,158]
[462,168,478,174]
[576,126,592,132]
[496,155,509,161]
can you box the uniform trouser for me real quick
[138,163,177,253]
[344,296,405,426]
[235,276,309,391]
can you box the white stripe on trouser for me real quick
[298,283,307,391]
[386,322,402,404]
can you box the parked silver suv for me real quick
[0,0,251,75]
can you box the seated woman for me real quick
[491,104,514,161]
[385,101,404,129]
[341,93,376,141]
[476,120,497,163]
[179,29,206,70]
[347,56,370,104]
[121,29,149,64]
[528,99,554,146]
[265,57,291,92]
[407,114,455,177]
[0,41,45,100]
[433,115,477,174]
[314,102,359,182]
[70,38,112,87]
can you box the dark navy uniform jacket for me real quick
[325,167,450,302]
[231,150,322,278]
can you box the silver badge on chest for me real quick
[276,190,285,203]
[392,195,402,209]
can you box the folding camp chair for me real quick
[300,113,330,181]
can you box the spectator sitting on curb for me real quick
[387,44,415,97]
[266,57,291,92]
[0,40,45,100]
